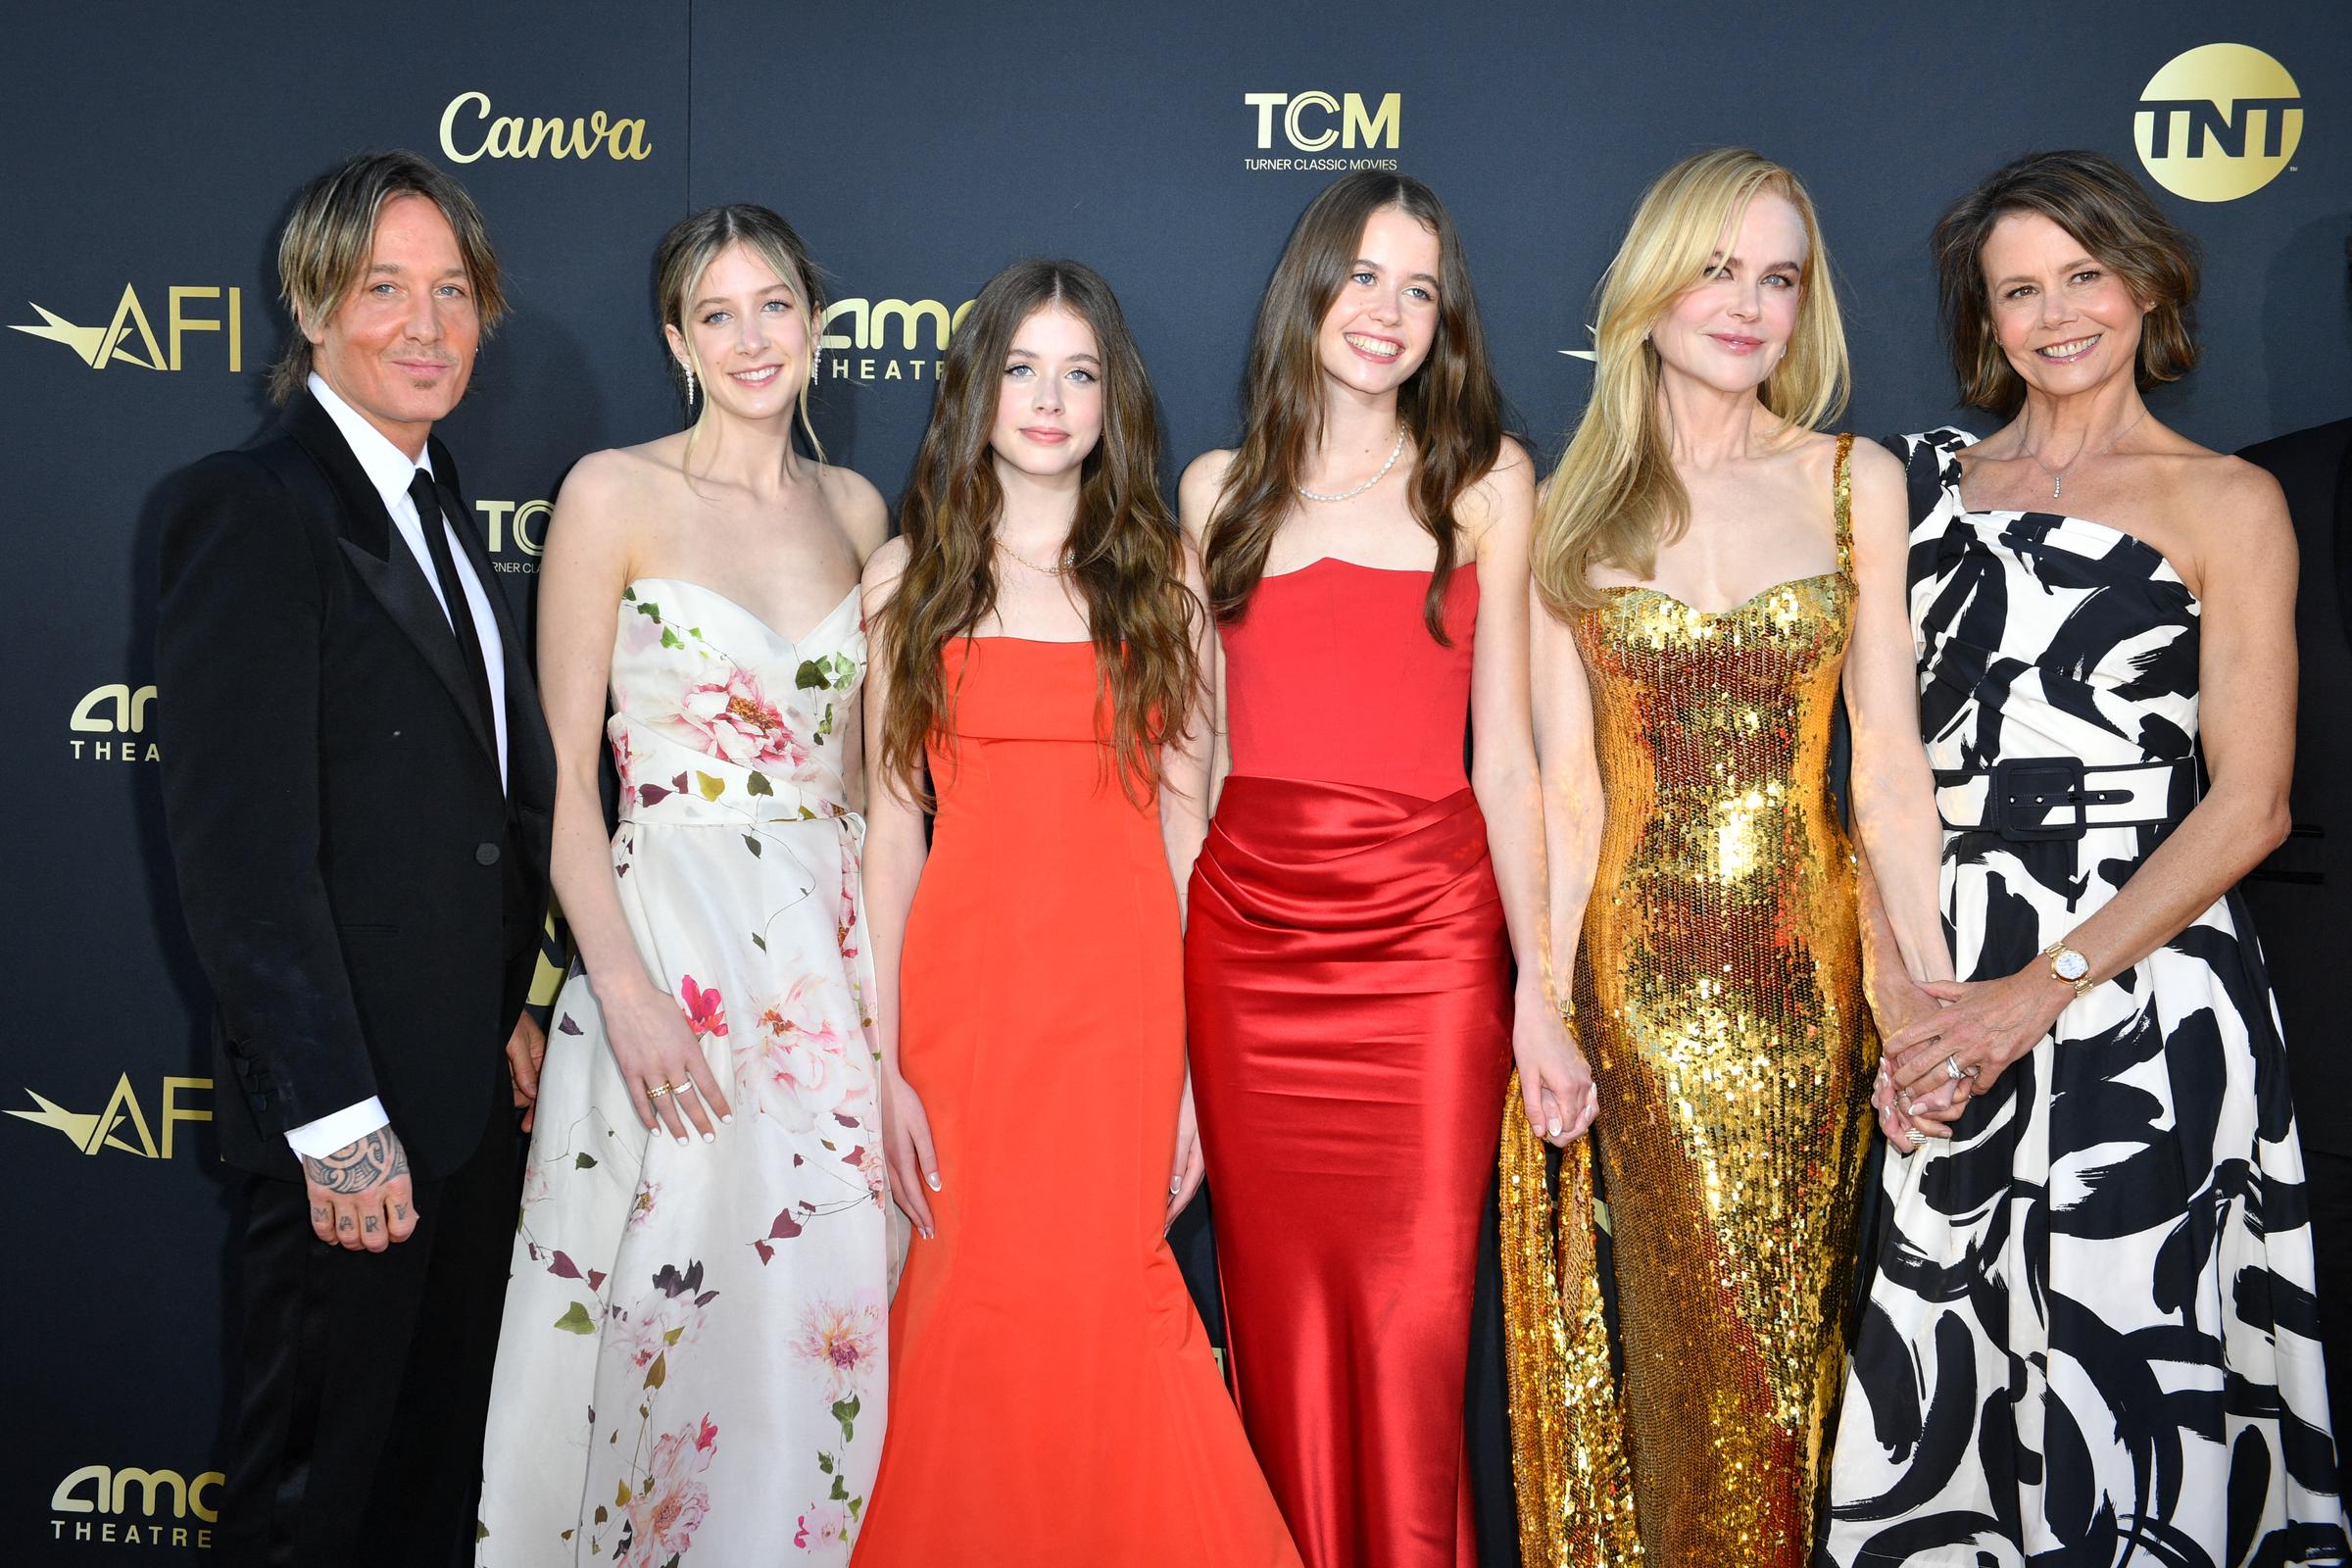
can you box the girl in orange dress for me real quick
[850,260,1299,1568]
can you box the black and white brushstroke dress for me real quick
[1825,429,2349,1567]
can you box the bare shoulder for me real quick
[1460,435,1536,549]
[861,532,911,600]
[2177,449,2290,558]
[1177,447,1240,537]
[814,462,890,559]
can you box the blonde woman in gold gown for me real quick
[1501,148,1950,1567]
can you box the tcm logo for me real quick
[477,498,550,574]
[70,682,157,762]
[9,1074,212,1158]
[440,90,652,163]
[1246,92,1401,152]
[2135,43,2302,202]
[51,1462,221,1548]
[10,284,244,370]
[817,297,974,384]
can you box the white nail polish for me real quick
[702,1132,715,1144]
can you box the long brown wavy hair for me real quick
[871,260,1199,808]
[1204,172,1505,641]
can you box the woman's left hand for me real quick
[1884,967,2072,1105]
[1166,1074,1205,1229]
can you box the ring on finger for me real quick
[670,1080,699,1097]
[1944,1054,1968,1083]
[646,1081,674,1099]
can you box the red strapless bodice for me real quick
[1220,561,1478,802]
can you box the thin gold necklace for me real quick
[2023,407,2147,501]
[994,536,1072,576]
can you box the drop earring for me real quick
[682,361,696,406]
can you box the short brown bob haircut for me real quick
[1933,149,2200,416]
[268,150,508,405]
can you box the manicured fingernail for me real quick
[675,1136,689,1147]
[925,1173,941,1192]
[702,1132,715,1144]
[720,1114,734,1125]
[1547,1119,1564,1138]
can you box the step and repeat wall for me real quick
[3,1,2343,1559]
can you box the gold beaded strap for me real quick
[1833,430,1855,578]
[1498,1072,1642,1565]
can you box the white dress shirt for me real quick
[286,373,511,1161]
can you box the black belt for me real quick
[1935,757,2195,841]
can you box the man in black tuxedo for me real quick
[2240,404,2352,1489]
[156,150,556,1567]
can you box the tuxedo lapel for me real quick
[284,393,500,767]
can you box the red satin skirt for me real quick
[1184,776,1511,1568]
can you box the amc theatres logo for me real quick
[50,1463,222,1549]
[8,1073,212,1159]
[68,682,156,762]
[10,284,245,371]
[2135,43,2302,202]
[438,90,652,163]
[1243,91,1401,172]
[818,296,975,385]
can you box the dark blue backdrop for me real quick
[3,2,2343,1559]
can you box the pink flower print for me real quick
[795,1296,882,1402]
[858,1139,887,1199]
[626,1414,717,1563]
[619,1287,707,1371]
[794,1501,851,1550]
[736,975,857,1131]
[678,667,810,769]
[627,1178,662,1230]
[679,975,727,1039]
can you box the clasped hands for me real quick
[1871,964,2074,1152]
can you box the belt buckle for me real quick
[1990,757,2087,841]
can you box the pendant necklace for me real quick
[1297,426,1405,503]
[2028,408,2146,501]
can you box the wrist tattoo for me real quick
[302,1128,408,1194]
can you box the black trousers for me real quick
[216,1076,520,1568]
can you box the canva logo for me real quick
[69,682,156,762]
[2134,43,2302,201]
[438,90,652,163]
[1243,92,1401,172]
[10,284,244,370]
[477,498,550,573]
[8,1074,212,1158]
[50,1463,222,1548]
[817,296,974,384]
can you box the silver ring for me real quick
[1944,1054,1967,1083]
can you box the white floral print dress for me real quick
[478,578,886,1566]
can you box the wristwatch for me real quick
[2041,940,2093,998]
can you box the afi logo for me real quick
[2134,43,2302,202]
[10,284,244,370]
[69,682,157,761]
[8,1074,211,1158]
[820,297,975,353]
[1246,92,1401,152]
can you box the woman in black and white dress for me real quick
[1827,151,2348,1566]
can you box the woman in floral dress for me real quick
[477,206,892,1566]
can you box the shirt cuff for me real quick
[284,1098,391,1159]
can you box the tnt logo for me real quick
[10,284,244,370]
[2135,43,2301,202]
[1246,92,1401,153]
[51,1462,221,1548]
[69,682,156,761]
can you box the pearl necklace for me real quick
[1297,427,1405,503]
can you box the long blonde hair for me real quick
[653,204,827,466]
[1533,149,1849,617]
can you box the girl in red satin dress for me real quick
[1181,172,1580,1568]
[853,260,1298,1568]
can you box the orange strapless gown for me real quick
[852,638,1299,1568]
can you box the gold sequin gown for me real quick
[1502,434,1877,1567]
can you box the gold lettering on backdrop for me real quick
[13,287,241,370]
[71,682,155,733]
[1245,92,1403,152]
[477,499,551,556]
[167,286,241,371]
[440,90,654,163]
[9,1075,212,1156]
[50,1465,223,1523]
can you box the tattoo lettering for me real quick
[310,1203,329,1228]
[393,1201,409,1222]
[364,1214,380,1235]
[302,1128,408,1195]
[337,1215,354,1233]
